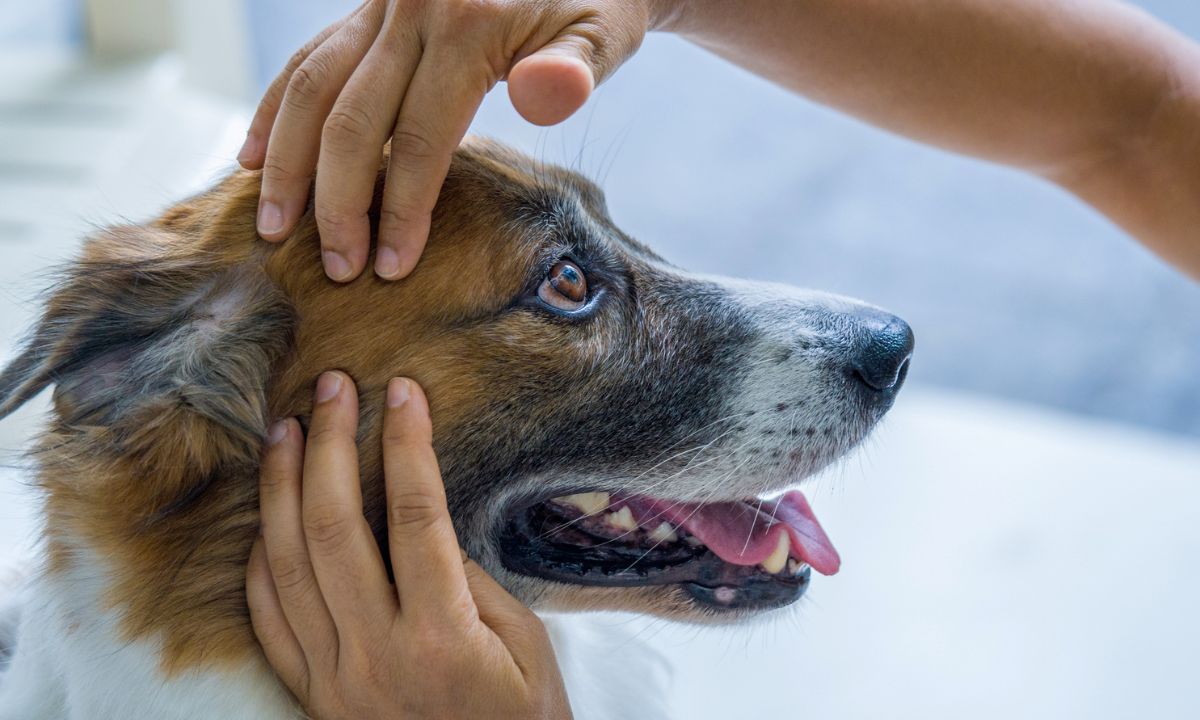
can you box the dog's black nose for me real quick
[848,309,914,393]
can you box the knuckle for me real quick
[322,103,378,150]
[387,493,442,535]
[284,40,316,73]
[270,554,315,593]
[304,504,356,547]
[390,128,441,164]
[313,205,363,238]
[380,421,414,445]
[564,16,631,80]
[378,205,427,231]
[285,60,329,108]
[258,467,290,492]
[261,155,305,186]
[303,423,349,448]
[255,83,285,118]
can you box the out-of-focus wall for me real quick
[244,0,356,93]
[236,0,1200,438]
[0,0,82,47]
[6,0,1199,436]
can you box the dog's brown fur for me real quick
[3,135,909,689]
[10,139,626,672]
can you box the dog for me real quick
[0,137,912,719]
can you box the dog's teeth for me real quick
[684,535,704,547]
[558,492,611,516]
[648,522,678,543]
[761,532,791,574]
[607,506,638,532]
[787,558,806,575]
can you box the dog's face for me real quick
[264,139,912,619]
[0,139,911,667]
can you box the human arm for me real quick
[658,0,1200,279]
[242,0,1200,282]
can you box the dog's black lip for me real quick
[682,574,809,612]
[496,492,812,610]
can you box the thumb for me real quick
[507,21,641,126]
[462,555,552,658]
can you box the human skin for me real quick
[658,0,1200,280]
[246,373,572,719]
[240,0,1200,282]
[245,1,1200,713]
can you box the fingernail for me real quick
[258,201,284,235]
[237,133,259,165]
[266,419,289,446]
[375,246,401,279]
[387,378,410,408]
[316,372,343,403]
[323,250,353,282]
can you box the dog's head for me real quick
[0,138,910,662]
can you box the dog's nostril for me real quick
[848,312,914,393]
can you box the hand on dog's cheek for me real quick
[239,0,654,283]
[247,373,572,719]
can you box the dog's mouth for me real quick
[498,490,839,611]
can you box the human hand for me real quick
[246,371,571,719]
[239,0,665,282]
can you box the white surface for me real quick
[1,50,1198,720]
[640,390,1200,719]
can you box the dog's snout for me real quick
[847,309,914,393]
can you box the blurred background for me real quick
[0,1,1197,718]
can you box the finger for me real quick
[246,536,309,693]
[375,49,490,280]
[508,20,638,126]
[302,372,395,636]
[314,21,422,282]
[381,378,474,620]
[258,417,339,668]
[506,52,593,127]
[461,556,542,649]
[238,9,353,170]
[257,4,386,243]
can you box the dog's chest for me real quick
[0,555,678,720]
[0,552,299,720]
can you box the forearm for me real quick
[651,0,1200,278]
[1058,79,1200,281]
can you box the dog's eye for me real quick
[538,260,588,311]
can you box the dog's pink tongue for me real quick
[624,491,840,575]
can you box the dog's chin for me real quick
[490,486,838,618]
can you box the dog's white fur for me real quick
[0,550,298,720]
[0,549,674,720]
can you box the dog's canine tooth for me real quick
[761,531,791,574]
[607,506,638,532]
[557,492,611,516]
[648,522,678,544]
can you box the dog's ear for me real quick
[0,225,295,513]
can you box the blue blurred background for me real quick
[5,0,1200,437]
[242,0,1200,438]
[2,3,1199,719]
